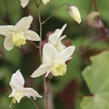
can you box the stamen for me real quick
[52,62,67,76]
[12,32,26,47]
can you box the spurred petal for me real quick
[24,88,42,99]
[10,70,25,90]
[59,35,66,41]
[49,24,67,44]
[0,25,14,36]
[58,45,75,62]
[20,0,30,8]
[42,0,50,4]
[25,30,40,41]
[4,37,14,51]
[31,64,51,78]
[43,43,58,64]
[16,15,33,30]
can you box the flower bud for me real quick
[68,5,81,24]
[86,12,99,23]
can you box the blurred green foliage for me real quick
[81,52,109,109]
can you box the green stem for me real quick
[31,98,40,109]
[41,3,69,24]
[92,0,109,44]
[38,8,42,60]
[34,0,48,109]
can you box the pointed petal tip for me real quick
[30,73,38,78]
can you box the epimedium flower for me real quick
[48,24,67,52]
[9,69,42,104]
[42,0,50,5]
[31,43,75,78]
[68,5,81,24]
[0,15,40,51]
[20,0,50,8]
[20,0,30,8]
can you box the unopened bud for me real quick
[68,5,81,24]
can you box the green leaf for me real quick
[81,51,109,109]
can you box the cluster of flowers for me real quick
[0,0,81,104]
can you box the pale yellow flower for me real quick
[9,70,42,104]
[0,15,40,51]
[42,0,50,4]
[31,43,75,77]
[68,5,81,24]
[20,0,30,8]
[20,0,50,8]
[48,24,67,52]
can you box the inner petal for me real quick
[51,61,67,76]
[11,32,26,47]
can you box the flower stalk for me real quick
[33,0,49,109]
[41,3,69,24]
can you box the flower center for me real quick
[51,62,67,76]
[12,32,26,47]
[12,90,24,104]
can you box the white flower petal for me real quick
[16,15,33,30]
[20,0,30,8]
[10,69,25,89]
[31,64,51,78]
[4,36,14,51]
[58,46,75,62]
[43,43,58,64]
[24,88,42,99]
[59,35,66,41]
[42,0,50,4]
[9,89,16,98]
[25,30,40,41]
[0,25,14,36]
[49,24,67,44]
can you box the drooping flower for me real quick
[48,24,67,52]
[31,43,75,78]
[42,0,50,4]
[20,0,50,8]
[9,70,42,104]
[0,15,40,51]
[20,0,30,8]
[68,5,81,24]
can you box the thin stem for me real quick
[38,0,42,6]
[41,3,69,24]
[43,77,48,109]
[92,0,109,44]
[38,8,42,60]
[92,0,98,11]
[34,1,48,109]
[47,79,51,95]
[34,0,39,7]
[31,98,40,109]
[28,40,40,48]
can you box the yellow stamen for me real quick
[12,32,26,47]
[11,90,24,104]
[52,62,67,76]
